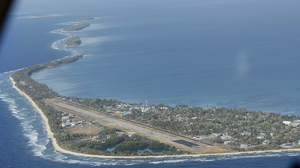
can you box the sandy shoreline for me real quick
[64,45,83,47]
[61,30,79,32]
[9,76,300,159]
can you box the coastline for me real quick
[64,45,82,47]
[61,30,79,32]
[9,76,300,159]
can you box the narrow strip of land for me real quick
[46,99,232,154]
[58,99,214,146]
[55,102,182,142]
[53,101,207,150]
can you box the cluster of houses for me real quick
[193,131,280,148]
[192,122,300,149]
[175,114,189,122]
[19,81,27,85]
[85,131,132,143]
[283,120,300,133]
[105,103,160,116]
[194,133,223,140]
[283,120,300,127]
[61,113,85,128]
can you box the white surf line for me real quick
[54,102,180,142]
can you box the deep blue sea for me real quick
[1,0,300,167]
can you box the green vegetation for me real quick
[60,92,300,151]
[114,141,148,152]
[123,104,300,151]
[13,52,300,154]
[148,141,170,150]
[10,55,185,156]
[30,14,49,17]
[72,17,95,23]
[11,55,87,146]
[62,22,90,32]
[65,37,81,47]
[72,135,126,151]
[99,128,120,135]
[68,133,180,156]
[62,97,121,109]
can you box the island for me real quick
[62,23,90,32]
[10,55,188,157]
[10,55,300,158]
[65,37,81,47]
[30,14,50,17]
[72,17,95,23]
[22,14,62,18]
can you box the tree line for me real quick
[62,22,90,32]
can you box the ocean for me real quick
[1,0,300,167]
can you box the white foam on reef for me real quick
[0,95,24,120]
[51,37,68,50]
[49,150,139,166]
[0,71,153,166]
[194,158,215,162]
[0,93,7,99]
[2,72,299,166]
[150,159,188,164]
[287,153,300,157]
[2,71,300,167]
[0,71,47,157]
[50,28,81,57]
[3,15,300,165]
[50,28,70,51]
[1,69,300,166]
[57,21,74,26]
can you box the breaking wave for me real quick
[1,16,299,167]
[50,29,81,56]
[1,70,299,166]
[2,69,300,165]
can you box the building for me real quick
[62,122,71,127]
[224,141,234,145]
[114,111,122,115]
[221,135,232,140]
[280,143,292,148]
[211,133,222,137]
[240,144,250,149]
[176,114,182,118]
[19,81,27,85]
[158,106,168,110]
[283,121,291,125]
[62,114,70,121]
[241,131,251,136]
[292,122,300,126]
[262,140,270,145]
[257,136,265,140]
[194,133,219,140]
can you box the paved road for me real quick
[55,102,181,142]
